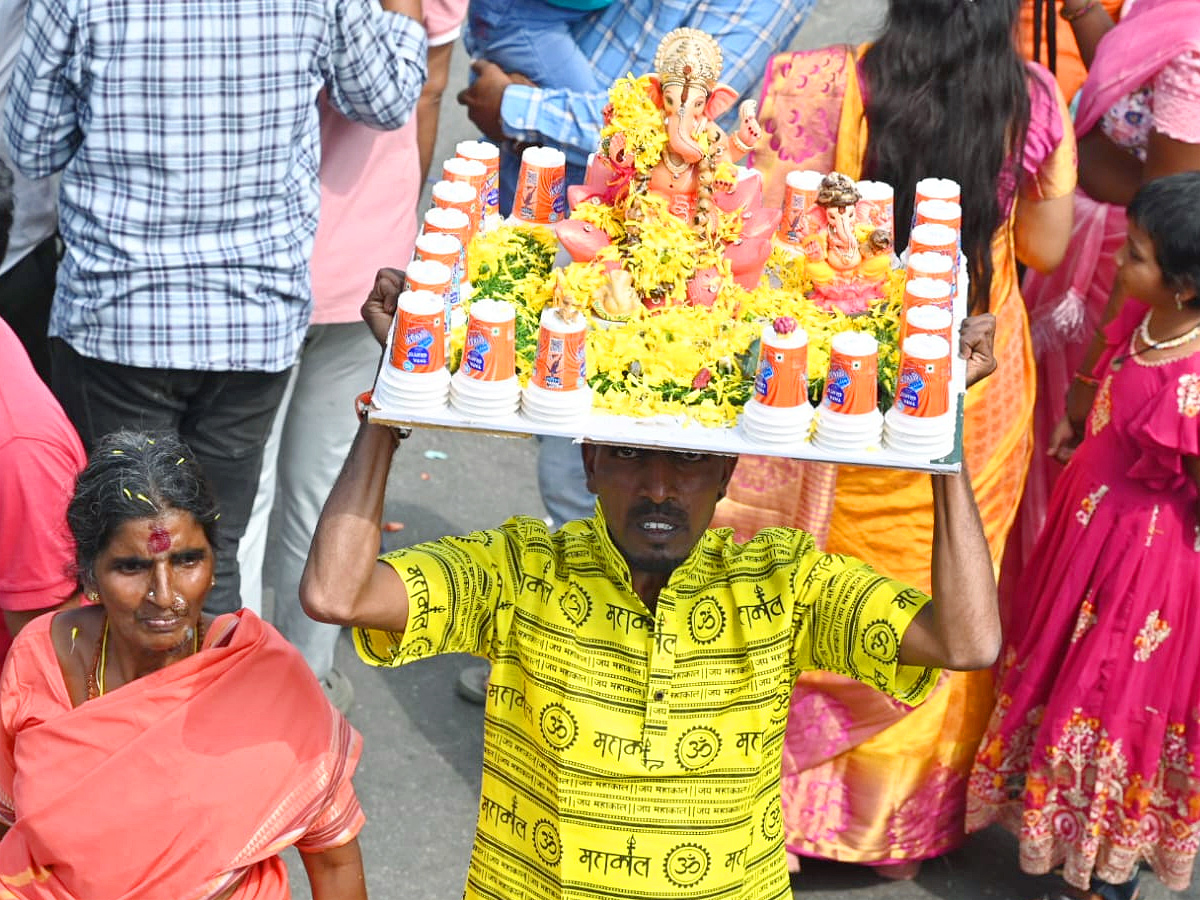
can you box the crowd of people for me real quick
[0,0,1198,898]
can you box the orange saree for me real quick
[716,45,1076,865]
[0,609,364,899]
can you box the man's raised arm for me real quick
[898,315,1002,670]
[300,270,412,633]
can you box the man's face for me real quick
[582,445,737,576]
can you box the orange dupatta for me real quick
[0,610,363,900]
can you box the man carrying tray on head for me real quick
[301,268,1003,900]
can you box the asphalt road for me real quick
[277,1,1197,897]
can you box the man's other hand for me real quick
[959,314,997,387]
[362,267,405,346]
[457,60,525,145]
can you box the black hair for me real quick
[1128,172,1200,309]
[861,0,1040,312]
[0,160,13,263]
[67,430,220,584]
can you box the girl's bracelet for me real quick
[1072,371,1100,388]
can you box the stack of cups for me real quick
[456,140,501,225]
[413,231,464,324]
[521,307,592,423]
[856,180,895,249]
[449,298,520,419]
[776,169,823,251]
[375,289,450,413]
[740,322,814,445]
[884,334,956,458]
[443,156,488,235]
[405,258,455,356]
[510,146,567,224]
[432,180,480,241]
[422,207,472,284]
[813,331,884,451]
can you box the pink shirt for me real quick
[0,321,86,663]
[309,0,469,323]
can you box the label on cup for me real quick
[822,338,878,415]
[457,140,500,218]
[896,336,951,417]
[392,307,446,373]
[463,315,516,382]
[533,327,586,390]
[754,340,808,407]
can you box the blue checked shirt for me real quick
[3,0,427,372]
[494,0,816,170]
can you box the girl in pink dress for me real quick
[967,171,1200,900]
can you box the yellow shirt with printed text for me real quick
[356,507,937,900]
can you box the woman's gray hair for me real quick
[67,430,220,584]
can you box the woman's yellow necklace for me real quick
[86,616,202,700]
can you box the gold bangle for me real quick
[1072,371,1100,388]
[1061,0,1099,22]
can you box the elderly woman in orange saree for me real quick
[713,0,1077,879]
[0,430,366,899]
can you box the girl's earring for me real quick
[1177,292,1185,311]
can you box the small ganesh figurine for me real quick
[803,172,892,313]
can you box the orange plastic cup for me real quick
[532,310,586,390]
[857,180,895,247]
[903,276,954,313]
[915,198,962,231]
[422,207,472,272]
[432,180,480,238]
[776,169,823,247]
[443,157,488,233]
[456,140,500,219]
[900,304,954,344]
[413,232,463,310]
[753,328,809,407]
[914,177,961,208]
[821,332,878,415]
[909,222,958,258]
[462,299,516,382]
[390,290,446,373]
[906,251,955,288]
[511,146,567,224]
[895,335,951,417]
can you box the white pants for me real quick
[238,321,381,678]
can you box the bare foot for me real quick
[874,860,921,881]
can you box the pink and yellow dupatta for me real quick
[0,610,363,900]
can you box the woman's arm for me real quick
[301,838,368,900]
[1014,190,1075,273]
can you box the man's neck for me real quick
[629,572,670,613]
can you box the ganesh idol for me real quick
[802,172,893,314]
[556,28,780,298]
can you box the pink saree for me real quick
[1005,0,1200,591]
[0,610,364,900]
